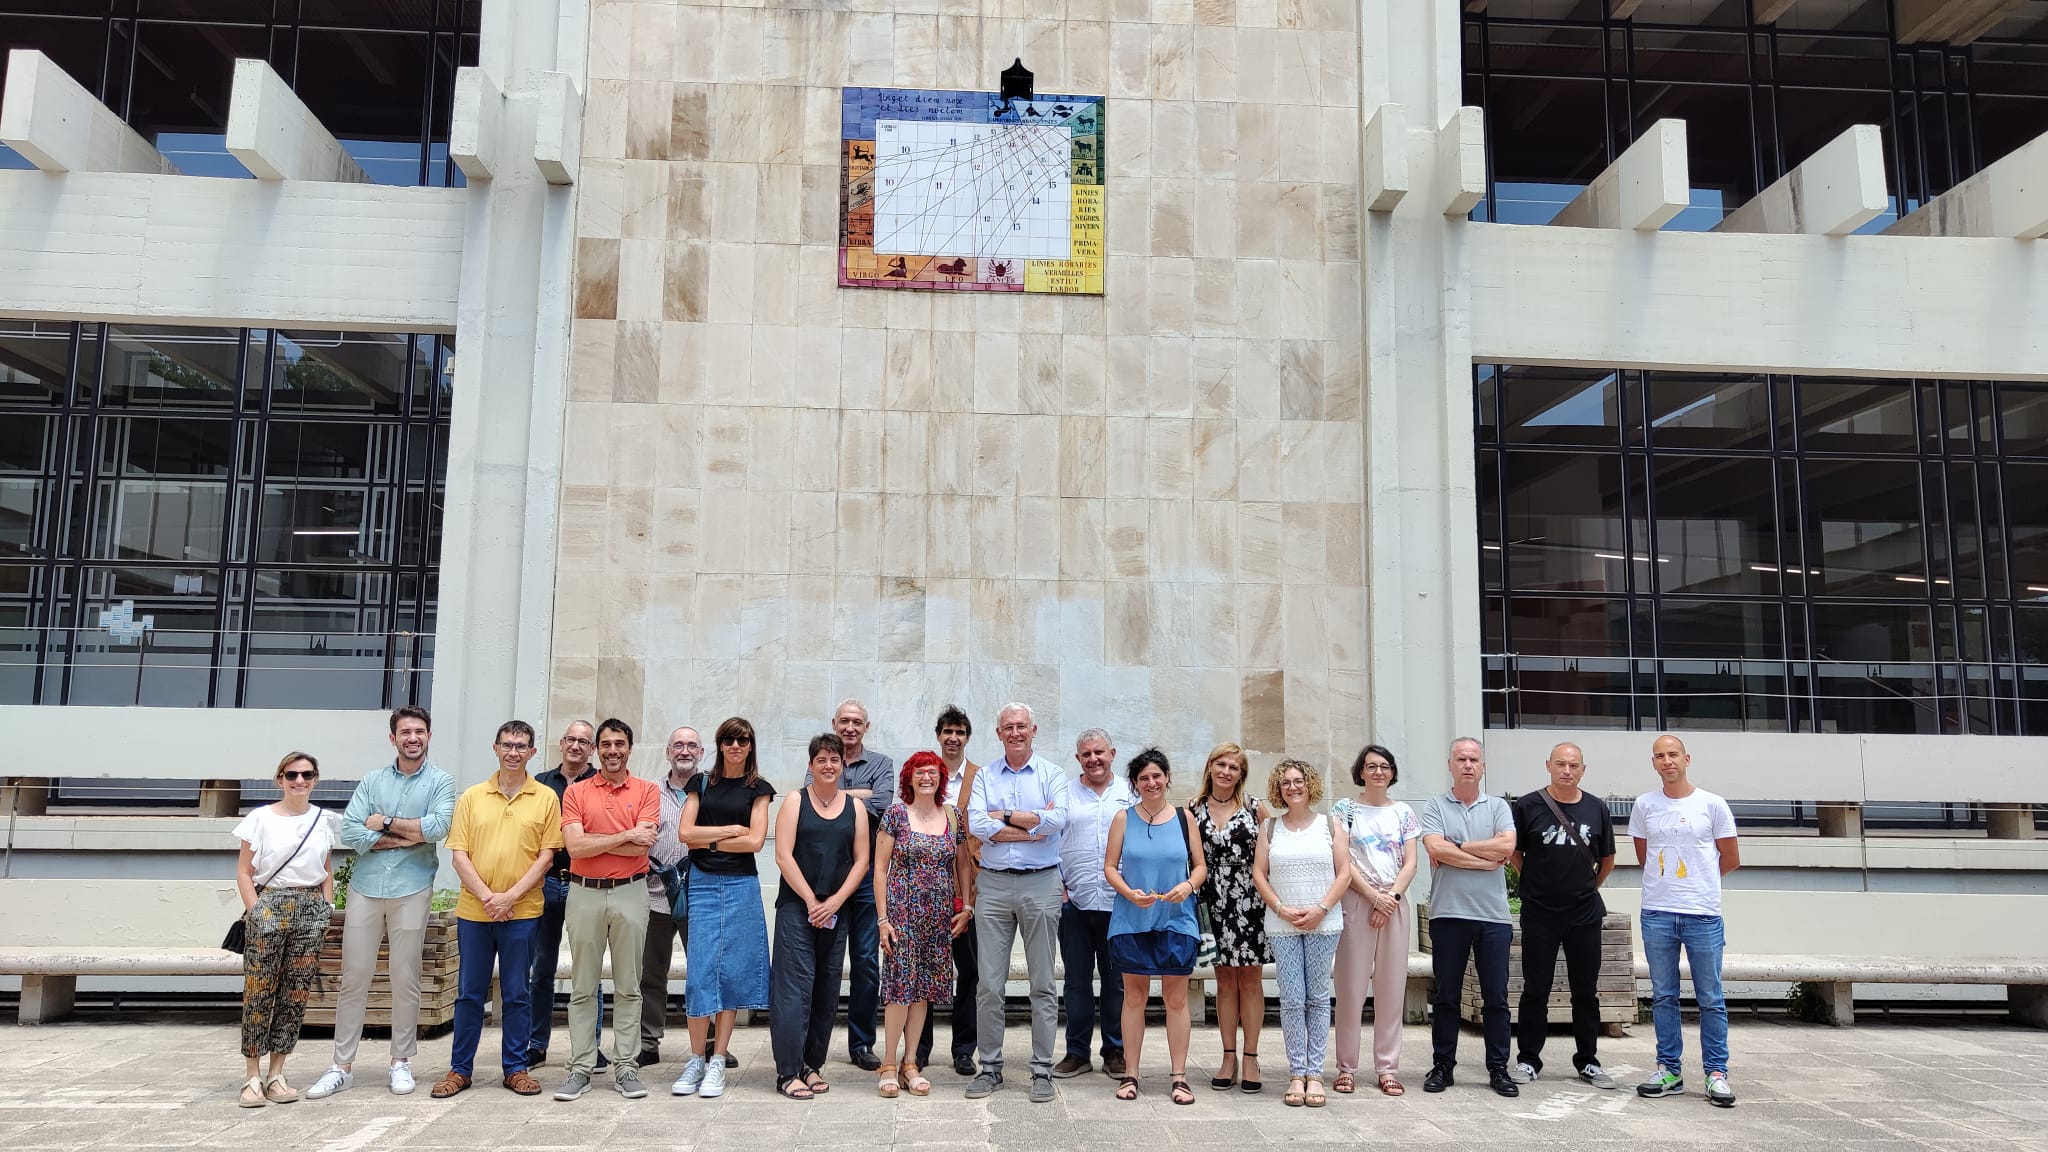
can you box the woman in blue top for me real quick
[1103,748,1208,1104]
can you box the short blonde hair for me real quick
[1197,742,1249,803]
[1265,758,1322,809]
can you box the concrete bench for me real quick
[1639,953,2048,1028]
[0,947,244,1023]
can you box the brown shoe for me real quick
[502,1070,543,1096]
[430,1071,471,1099]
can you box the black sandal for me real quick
[1239,1050,1263,1093]
[776,1076,814,1100]
[1115,1076,1139,1101]
[1210,1046,1236,1090]
[1171,1075,1195,1105]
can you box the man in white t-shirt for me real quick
[1627,734,1740,1108]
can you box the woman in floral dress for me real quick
[874,750,969,1097]
[1192,742,1271,1093]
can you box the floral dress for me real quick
[880,803,960,1005]
[1194,798,1273,967]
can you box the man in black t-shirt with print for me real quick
[1509,742,1618,1089]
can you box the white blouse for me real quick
[234,805,341,891]
[1263,813,1344,938]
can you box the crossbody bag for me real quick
[223,809,325,954]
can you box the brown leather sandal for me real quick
[1332,1071,1356,1094]
[1378,1072,1405,1096]
[502,1070,543,1095]
[429,1071,470,1099]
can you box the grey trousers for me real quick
[333,887,432,1066]
[974,867,1062,1078]
[641,907,685,1047]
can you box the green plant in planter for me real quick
[332,853,356,910]
[1786,982,1837,1025]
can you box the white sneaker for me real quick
[305,1066,352,1100]
[1509,1061,1537,1084]
[697,1058,726,1098]
[672,1056,706,1096]
[390,1061,416,1095]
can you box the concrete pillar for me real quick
[2,776,52,817]
[1816,803,1863,838]
[19,973,77,1023]
[1800,980,1856,1027]
[1404,974,1431,1025]
[2012,985,2048,1029]
[1986,805,2036,840]
[197,779,241,818]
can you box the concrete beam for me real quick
[1437,106,1485,218]
[19,974,76,1024]
[1717,125,1888,236]
[1896,0,2024,45]
[1886,131,2048,239]
[1987,805,2037,840]
[534,71,582,185]
[450,67,503,181]
[1753,0,1800,21]
[223,58,367,182]
[1611,0,1645,18]
[1,777,52,817]
[1551,118,1688,231]
[1362,104,1408,213]
[0,49,174,174]
[0,172,461,329]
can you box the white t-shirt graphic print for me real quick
[1628,787,1738,916]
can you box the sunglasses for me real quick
[720,735,754,746]
[281,770,318,782]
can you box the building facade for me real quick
[2,0,2045,965]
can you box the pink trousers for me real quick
[1333,887,1408,1076]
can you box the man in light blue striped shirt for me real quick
[306,706,457,1101]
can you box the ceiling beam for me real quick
[224,58,368,183]
[1551,118,1690,231]
[1886,130,2048,239]
[0,49,174,174]
[1716,124,1889,236]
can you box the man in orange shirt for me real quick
[552,718,663,1102]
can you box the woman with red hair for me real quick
[872,750,970,1097]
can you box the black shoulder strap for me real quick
[1535,789,1597,866]
[258,808,324,895]
[1176,806,1193,872]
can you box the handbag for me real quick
[1182,805,1220,968]
[223,808,325,954]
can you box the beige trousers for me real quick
[333,887,432,1065]
[566,878,649,1075]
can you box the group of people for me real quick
[230,702,1743,1112]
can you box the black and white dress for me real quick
[1193,798,1273,968]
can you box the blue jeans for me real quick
[843,881,881,1052]
[1641,910,1728,1076]
[527,875,602,1056]
[454,916,538,1078]
[1058,903,1124,1059]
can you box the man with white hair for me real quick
[1419,736,1518,1098]
[807,700,895,1070]
[1054,728,1132,1079]
[964,703,1071,1103]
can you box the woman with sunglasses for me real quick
[673,717,776,1098]
[233,752,343,1107]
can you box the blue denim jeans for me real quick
[454,916,538,1078]
[527,875,602,1057]
[1641,909,1728,1076]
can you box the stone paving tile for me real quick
[2,1015,2046,1150]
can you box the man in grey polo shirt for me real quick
[1419,737,1518,1098]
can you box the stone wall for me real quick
[551,0,1367,787]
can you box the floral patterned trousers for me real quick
[240,887,331,1058]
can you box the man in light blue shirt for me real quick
[964,703,1070,1103]
[306,706,457,1101]
[1054,729,1133,1079]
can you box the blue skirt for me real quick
[683,866,771,1017]
[1108,930,1200,977]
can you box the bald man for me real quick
[1508,743,1616,1089]
[1628,734,1740,1108]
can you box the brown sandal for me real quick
[1284,1076,1307,1107]
[1305,1078,1327,1107]
[1170,1076,1195,1105]
[502,1070,543,1095]
[1332,1071,1356,1094]
[1378,1073,1405,1096]
[430,1071,470,1099]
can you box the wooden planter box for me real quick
[1417,905,1635,1034]
[303,909,459,1031]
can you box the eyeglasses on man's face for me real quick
[497,742,534,753]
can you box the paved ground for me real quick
[2,1014,2045,1151]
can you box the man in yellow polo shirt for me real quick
[432,721,562,1099]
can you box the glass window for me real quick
[2008,463,2048,594]
[129,21,267,177]
[1501,366,1623,446]
[1803,458,1925,595]
[1652,455,1780,595]
[270,331,409,414]
[0,320,72,405]
[0,414,59,559]
[1796,378,1917,452]
[2000,384,2048,456]
[1645,372,1771,450]
[1505,452,1633,592]
[100,326,241,409]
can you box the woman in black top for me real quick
[674,716,776,1098]
[768,732,870,1099]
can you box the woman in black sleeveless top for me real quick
[768,732,870,1099]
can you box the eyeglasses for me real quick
[720,735,753,746]
[669,741,702,750]
[497,743,534,753]
[281,770,318,782]
[561,736,594,747]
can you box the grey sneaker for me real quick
[613,1066,648,1099]
[305,1066,352,1100]
[1578,1062,1618,1089]
[672,1056,706,1096]
[1028,1074,1055,1103]
[964,1070,1003,1099]
[1705,1072,1736,1107]
[1509,1061,1537,1084]
[553,1072,592,1101]
[697,1058,726,1098]
[1636,1068,1684,1097]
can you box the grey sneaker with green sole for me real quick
[1636,1068,1684,1097]
[1705,1072,1736,1107]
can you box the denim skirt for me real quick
[684,865,771,1017]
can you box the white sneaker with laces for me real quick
[672,1056,706,1096]
[1509,1061,1537,1084]
[698,1058,726,1098]
[390,1061,416,1095]
[305,1066,352,1100]
[1579,1062,1618,1089]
